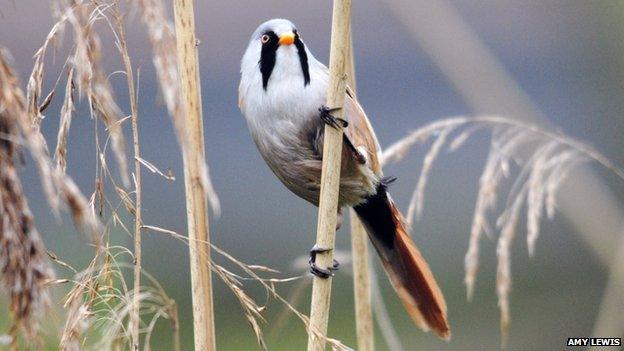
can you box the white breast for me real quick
[238,41,377,206]
[240,44,328,149]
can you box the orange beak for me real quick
[278,32,295,46]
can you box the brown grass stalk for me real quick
[350,209,375,351]
[172,0,216,349]
[345,30,375,351]
[307,1,352,350]
[110,5,143,349]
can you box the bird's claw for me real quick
[308,244,340,279]
[319,105,348,129]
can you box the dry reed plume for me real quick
[381,115,623,344]
[0,49,54,349]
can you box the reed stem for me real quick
[173,0,216,349]
[350,212,375,351]
[345,31,375,351]
[306,1,352,350]
[114,10,143,350]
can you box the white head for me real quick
[240,19,318,93]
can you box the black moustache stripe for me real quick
[259,30,311,90]
[294,32,311,87]
[259,31,279,90]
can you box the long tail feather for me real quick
[354,179,451,339]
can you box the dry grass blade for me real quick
[26,8,67,131]
[55,68,75,173]
[495,196,522,347]
[213,264,268,351]
[465,145,502,299]
[136,156,175,181]
[406,127,453,225]
[524,142,559,257]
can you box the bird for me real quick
[238,18,450,339]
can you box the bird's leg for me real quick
[308,244,340,279]
[319,105,348,129]
[319,105,366,165]
[343,136,367,165]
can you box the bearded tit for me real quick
[239,18,450,339]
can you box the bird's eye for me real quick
[261,34,270,44]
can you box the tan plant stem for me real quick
[172,0,216,350]
[346,31,375,351]
[170,302,181,351]
[306,1,352,350]
[115,12,142,350]
[350,210,374,351]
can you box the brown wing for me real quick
[343,85,383,176]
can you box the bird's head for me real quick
[241,19,312,91]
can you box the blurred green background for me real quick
[1,0,624,350]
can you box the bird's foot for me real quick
[308,244,340,279]
[319,105,348,129]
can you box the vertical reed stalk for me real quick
[115,13,142,350]
[350,213,374,351]
[306,1,352,350]
[346,31,375,351]
[171,302,181,351]
[173,0,216,350]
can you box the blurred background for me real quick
[1,0,624,350]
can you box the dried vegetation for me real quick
[0,1,622,350]
[381,115,623,343]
